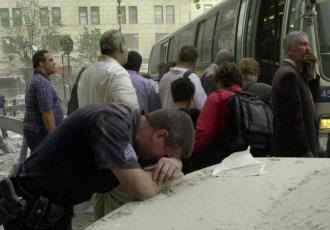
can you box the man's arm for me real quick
[41,110,56,133]
[190,74,207,110]
[110,68,139,110]
[278,73,310,153]
[112,168,162,201]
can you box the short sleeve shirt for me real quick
[159,67,207,110]
[23,71,64,133]
[16,103,140,205]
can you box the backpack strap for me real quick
[183,71,193,79]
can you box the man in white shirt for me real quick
[77,29,139,110]
[159,46,207,110]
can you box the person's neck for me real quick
[175,101,191,110]
[284,56,298,68]
[34,67,48,77]
[104,53,124,65]
[176,61,194,71]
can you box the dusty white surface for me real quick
[87,157,330,230]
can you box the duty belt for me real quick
[0,178,69,228]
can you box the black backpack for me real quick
[223,90,273,156]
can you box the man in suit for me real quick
[271,31,319,157]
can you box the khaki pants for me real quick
[93,186,133,221]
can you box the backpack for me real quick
[223,90,273,156]
[183,71,193,79]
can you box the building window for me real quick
[79,7,88,25]
[0,8,10,27]
[12,8,22,26]
[123,33,139,50]
[204,4,213,12]
[117,6,126,24]
[166,6,175,24]
[154,6,163,24]
[40,7,49,26]
[90,7,100,25]
[52,7,61,25]
[155,33,168,42]
[128,6,138,24]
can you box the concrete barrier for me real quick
[5,104,25,115]
[0,115,23,134]
[86,158,330,230]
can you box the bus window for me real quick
[287,0,303,32]
[168,35,181,62]
[316,1,330,80]
[254,0,284,84]
[235,0,248,62]
[160,41,169,63]
[180,26,195,47]
[195,20,206,65]
[168,37,175,61]
[148,44,160,75]
[202,15,217,64]
[213,1,239,59]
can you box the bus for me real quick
[148,0,330,113]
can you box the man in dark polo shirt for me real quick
[23,50,63,151]
[0,103,194,230]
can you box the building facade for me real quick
[0,0,223,70]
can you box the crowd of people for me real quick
[0,30,320,230]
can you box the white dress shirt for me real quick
[78,56,139,110]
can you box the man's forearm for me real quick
[112,168,162,201]
[41,110,56,133]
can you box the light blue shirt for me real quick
[127,70,161,113]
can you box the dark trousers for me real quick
[4,215,73,230]
[2,179,73,230]
[23,129,47,152]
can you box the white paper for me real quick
[212,148,265,176]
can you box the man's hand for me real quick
[144,157,182,184]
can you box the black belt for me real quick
[0,178,73,228]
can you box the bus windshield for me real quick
[316,0,330,79]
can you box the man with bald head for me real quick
[201,49,234,95]
[271,31,319,157]
[78,29,139,110]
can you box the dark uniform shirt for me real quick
[15,103,140,205]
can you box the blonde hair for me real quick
[239,57,260,78]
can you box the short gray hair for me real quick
[283,31,309,53]
[215,49,234,66]
[100,30,126,55]
[145,109,195,158]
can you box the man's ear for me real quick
[152,129,168,142]
[39,61,44,68]
[119,43,125,53]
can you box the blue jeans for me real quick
[23,129,47,153]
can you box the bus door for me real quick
[247,0,285,85]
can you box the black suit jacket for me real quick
[271,60,319,157]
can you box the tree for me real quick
[1,0,61,75]
[77,27,102,64]
[193,0,201,9]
